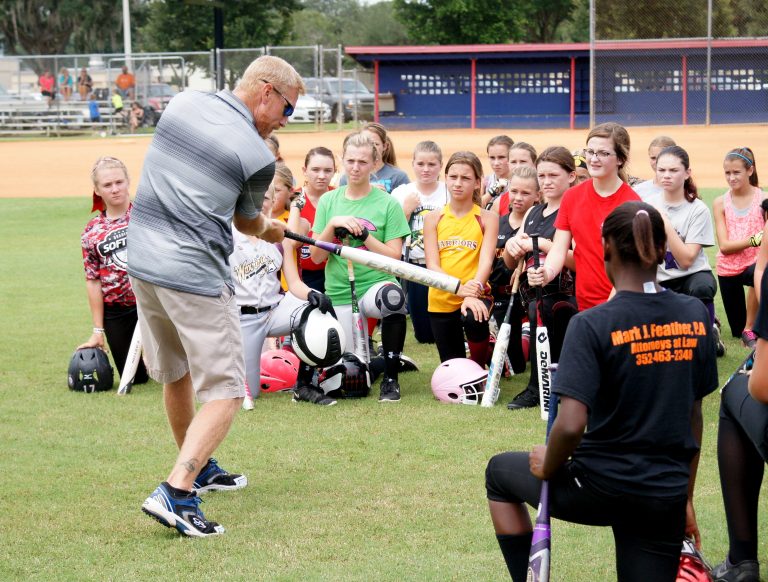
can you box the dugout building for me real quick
[347,39,768,129]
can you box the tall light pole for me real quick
[122,0,132,68]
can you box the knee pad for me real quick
[375,283,406,318]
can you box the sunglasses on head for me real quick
[261,79,294,117]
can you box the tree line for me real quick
[1,0,766,60]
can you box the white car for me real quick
[289,95,331,123]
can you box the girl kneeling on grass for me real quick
[713,147,767,347]
[423,151,498,367]
[485,201,717,582]
[311,131,411,402]
[79,156,148,387]
[647,145,724,356]
[503,147,578,410]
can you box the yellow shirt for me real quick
[428,204,484,313]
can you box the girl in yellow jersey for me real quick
[424,151,499,366]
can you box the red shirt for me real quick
[498,191,510,217]
[81,206,136,305]
[298,196,327,272]
[555,180,639,310]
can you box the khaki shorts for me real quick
[130,277,246,403]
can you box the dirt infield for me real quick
[2,124,767,199]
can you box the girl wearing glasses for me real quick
[339,122,409,194]
[528,122,640,311]
[712,147,767,347]
[311,131,411,402]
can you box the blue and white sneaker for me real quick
[192,458,247,495]
[141,482,225,537]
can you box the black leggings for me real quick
[486,452,686,582]
[718,264,756,338]
[104,303,148,385]
[429,301,490,363]
[405,276,435,344]
[718,373,768,563]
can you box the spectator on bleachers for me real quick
[129,101,145,132]
[115,66,136,100]
[39,70,55,107]
[78,68,93,101]
[58,67,73,101]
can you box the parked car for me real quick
[138,83,178,114]
[303,77,374,122]
[289,95,331,123]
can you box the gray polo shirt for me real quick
[128,90,275,296]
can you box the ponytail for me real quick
[603,201,666,269]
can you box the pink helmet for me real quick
[431,358,488,405]
[260,349,300,393]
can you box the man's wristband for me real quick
[93,327,105,334]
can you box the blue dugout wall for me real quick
[347,41,768,129]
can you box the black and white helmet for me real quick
[68,347,114,393]
[318,353,371,398]
[291,305,346,367]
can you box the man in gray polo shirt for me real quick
[129,55,304,537]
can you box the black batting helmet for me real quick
[68,347,114,393]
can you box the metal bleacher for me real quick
[0,98,126,137]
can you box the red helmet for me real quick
[259,349,300,393]
[676,538,713,582]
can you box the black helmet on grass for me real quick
[68,347,114,393]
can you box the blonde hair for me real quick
[236,55,305,97]
[343,131,379,164]
[510,165,539,192]
[91,156,128,187]
[649,135,676,151]
[273,163,295,211]
[413,140,442,164]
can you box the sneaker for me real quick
[711,557,760,582]
[507,387,539,410]
[713,319,726,357]
[141,482,225,537]
[399,354,419,373]
[292,384,337,406]
[742,329,758,349]
[378,377,401,402]
[193,458,247,494]
[242,383,255,411]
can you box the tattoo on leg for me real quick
[180,457,201,473]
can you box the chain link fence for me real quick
[0,45,360,135]
[592,0,768,128]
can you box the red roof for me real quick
[346,38,768,56]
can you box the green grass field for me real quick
[1,192,765,581]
